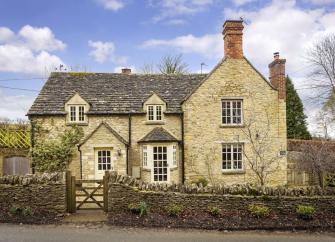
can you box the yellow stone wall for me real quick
[31,115,129,179]
[182,58,287,186]
[31,113,182,183]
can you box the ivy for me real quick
[31,126,83,172]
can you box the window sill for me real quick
[222,170,245,175]
[170,166,178,171]
[145,121,165,125]
[66,122,89,126]
[220,124,245,128]
[142,167,151,172]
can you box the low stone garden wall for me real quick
[108,172,335,231]
[0,173,66,224]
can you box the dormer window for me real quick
[147,105,163,121]
[69,105,86,123]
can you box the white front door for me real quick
[152,146,169,182]
[95,149,113,180]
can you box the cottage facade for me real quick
[28,20,287,185]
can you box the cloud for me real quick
[148,0,214,23]
[18,25,66,51]
[0,90,35,120]
[142,34,222,59]
[0,25,66,75]
[95,0,125,11]
[0,27,15,43]
[88,40,127,64]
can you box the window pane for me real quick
[156,106,162,120]
[70,106,76,121]
[153,146,168,182]
[78,106,85,121]
[222,100,242,125]
[222,144,243,170]
[148,106,154,120]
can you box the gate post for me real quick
[66,170,76,213]
[71,175,76,213]
[66,171,71,213]
[103,171,110,212]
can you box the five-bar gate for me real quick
[66,171,109,213]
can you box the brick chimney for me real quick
[269,52,286,100]
[222,20,244,59]
[121,68,131,74]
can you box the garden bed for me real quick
[108,208,335,231]
[0,208,64,224]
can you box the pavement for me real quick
[62,210,108,223]
[0,223,334,242]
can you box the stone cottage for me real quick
[28,20,287,185]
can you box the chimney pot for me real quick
[121,68,131,74]
[222,20,244,59]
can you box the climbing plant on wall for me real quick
[31,126,83,172]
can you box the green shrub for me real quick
[208,207,221,217]
[296,205,315,220]
[138,202,148,217]
[166,204,184,217]
[9,206,20,215]
[194,177,208,187]
[23,207,33,217]
[128,203,140,214]
[248,204,270,218]
[31,126,83,172]
[128,202,148,217]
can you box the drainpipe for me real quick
[127,113,132,175]
[29,118,36,174]
[180,112,185,184]
[77,145,82,179]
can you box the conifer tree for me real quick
[286,76,311,139]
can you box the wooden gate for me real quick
[3,156,30,175]
[66,171,109,213]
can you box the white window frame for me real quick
[172,145,177,168]
[97,149,113,171]
[143,146,148,168]
[221,99,243,126]
[68,105,86,123]
[141,144,178,182]
[222,143,244,171]
[147,105,163,121]
[152,145,169,182]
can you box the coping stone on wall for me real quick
[107,171,335,197]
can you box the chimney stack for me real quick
[121,68,131,75]
[222,20,244,59]
[269,52,286,100]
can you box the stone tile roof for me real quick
[27,72,206,115]
[138,127,179,143]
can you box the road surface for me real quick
[0,224,333,242]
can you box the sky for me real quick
[0,0,334,136]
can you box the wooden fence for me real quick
[0,128,30,149]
